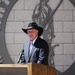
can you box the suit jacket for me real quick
[21,37,49,65]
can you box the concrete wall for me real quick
[5,0,75,72]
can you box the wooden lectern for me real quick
[0,63,56,75]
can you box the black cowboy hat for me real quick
[22,22,43,36]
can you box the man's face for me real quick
[27,28,38,41]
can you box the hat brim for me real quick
[22,27,43,36]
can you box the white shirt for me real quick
[29,37,38,54]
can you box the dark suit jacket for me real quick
[21,37,49,65]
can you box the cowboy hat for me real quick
[22,22,43,36]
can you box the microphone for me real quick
[17,49,24,63]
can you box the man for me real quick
[19,22,49,65]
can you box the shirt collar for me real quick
[32,36,38,45]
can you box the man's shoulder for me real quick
[24,41,30,46]
[34,37,49,48]
[38,37,48,44]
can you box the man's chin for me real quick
[30,38,34,41]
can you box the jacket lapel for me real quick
[24,41,30,62]
[29,46,36,58]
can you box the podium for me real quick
[0,63,56,75]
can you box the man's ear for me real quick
[37,30,39,33]
[36,29,38,33]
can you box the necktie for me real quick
[29,41,33,55]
